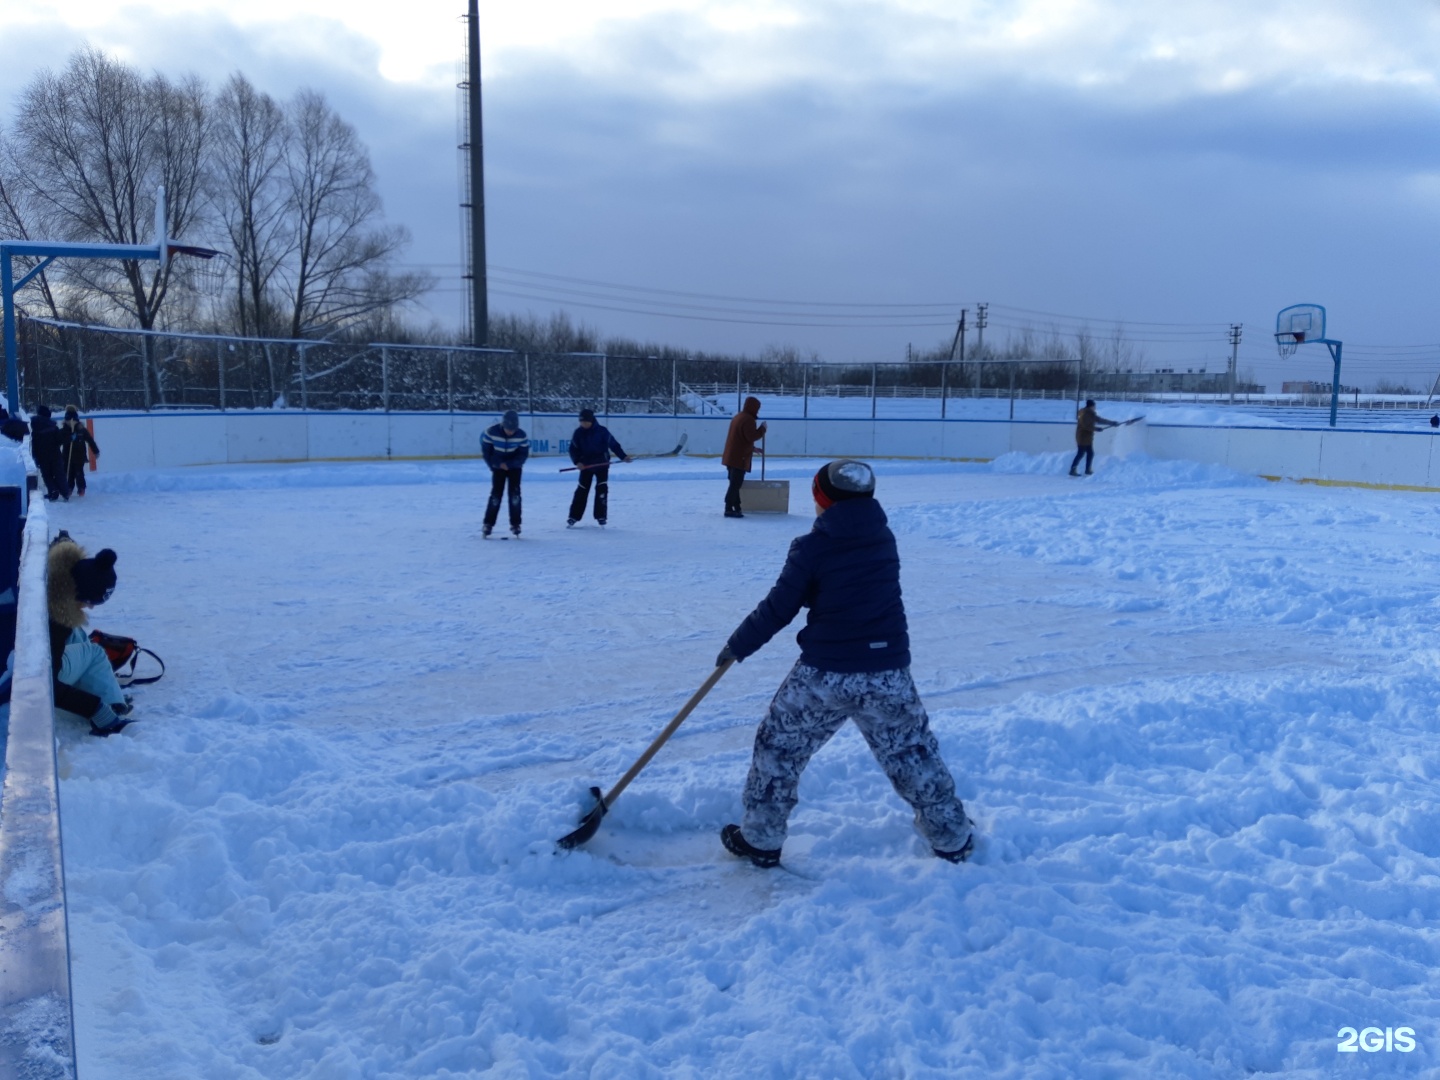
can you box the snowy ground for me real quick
[45,449,1440,1077]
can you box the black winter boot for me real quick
[721,824,781,868]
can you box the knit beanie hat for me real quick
[64,405,79,421]
[502,409,519,429]
[36,405,51,419]
[72,548,118,604]
[579,408,596,422]
[812,460,875,510]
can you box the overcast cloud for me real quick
[2,1,1439,387]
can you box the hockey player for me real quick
[481,410,529,538]
[30,405,66,501]
[1070,399,1118,476]
[716,459,976,868]
[60,405,101,497]
[566,408,631,527]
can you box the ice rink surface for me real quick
[48,449,1440,1077]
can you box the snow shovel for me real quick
[557,658,735,850]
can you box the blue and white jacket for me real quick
[726,498,911,673]
[482,424,530,470]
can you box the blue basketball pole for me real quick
[1324,340,1342,428]
[2,239,165,415]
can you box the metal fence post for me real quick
[381,346,390,412]
[447,350,455,412]
[736,360,741,414]
[602,354,609,416]
[940,360,948,419]
[803,363,809,419]
[299,344,308,410]
[671,358,678,416]
[217,339,225,410]
[871,363,877,419]
[525,353,533,417]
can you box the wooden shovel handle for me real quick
[603,659,735,806]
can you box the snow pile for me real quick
[1144,406,1287,428]
[46,458,1440,1076]
[989,449,1262,490]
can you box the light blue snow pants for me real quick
[54,629,125,723]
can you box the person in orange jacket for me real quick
[721,396,767,518]
[1070,399,1118,476]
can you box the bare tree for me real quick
[279,89,430,341]
[212,73,289,343]
[8,48,212,402]
[0,129,63,321]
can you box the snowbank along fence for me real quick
[0,494,78,1080]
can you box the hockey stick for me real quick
[557,658,734,850]
[559,433,688,472]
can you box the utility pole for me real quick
[975,303,988,358]
[462,0,489,347]
[1227,323,1242,404]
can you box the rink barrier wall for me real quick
[0,498,79,1080]
[70,411,1440,491]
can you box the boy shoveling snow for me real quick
[716,459,976,868]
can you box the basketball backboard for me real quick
[1275,304,1326,357]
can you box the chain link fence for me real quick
[27,316,1397,418]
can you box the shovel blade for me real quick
[556,786,607,850]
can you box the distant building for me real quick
[1281,380,1360,395]
[1088,368,1263,394]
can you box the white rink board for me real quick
[307,414,389,460]
[1317,431,1430,488]
[387,414,453,459]
[805,420,874,458]
[225,413,308,463]
[77,411,1440,490]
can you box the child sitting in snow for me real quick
[48,531,133,736]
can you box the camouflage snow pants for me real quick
[741,661,972,853]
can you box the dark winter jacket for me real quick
[1,416,29,443]
[727,497,910,673]
[722,397,766,473]
[31,414,62,472]
[481,423,529,470]
[61,419,100,478]
[568,422,627,467]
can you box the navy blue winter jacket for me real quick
[481,423,529,469]
[727,497,911,673]
[568,423,627,466]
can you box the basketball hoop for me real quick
[167,244,228,299]
[1275,304,1324,360]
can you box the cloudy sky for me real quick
[2,1,1439,389]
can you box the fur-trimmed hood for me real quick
[48,538,90,629]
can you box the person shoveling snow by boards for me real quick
[1070,399,1119,476]
[715,459,976,869]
